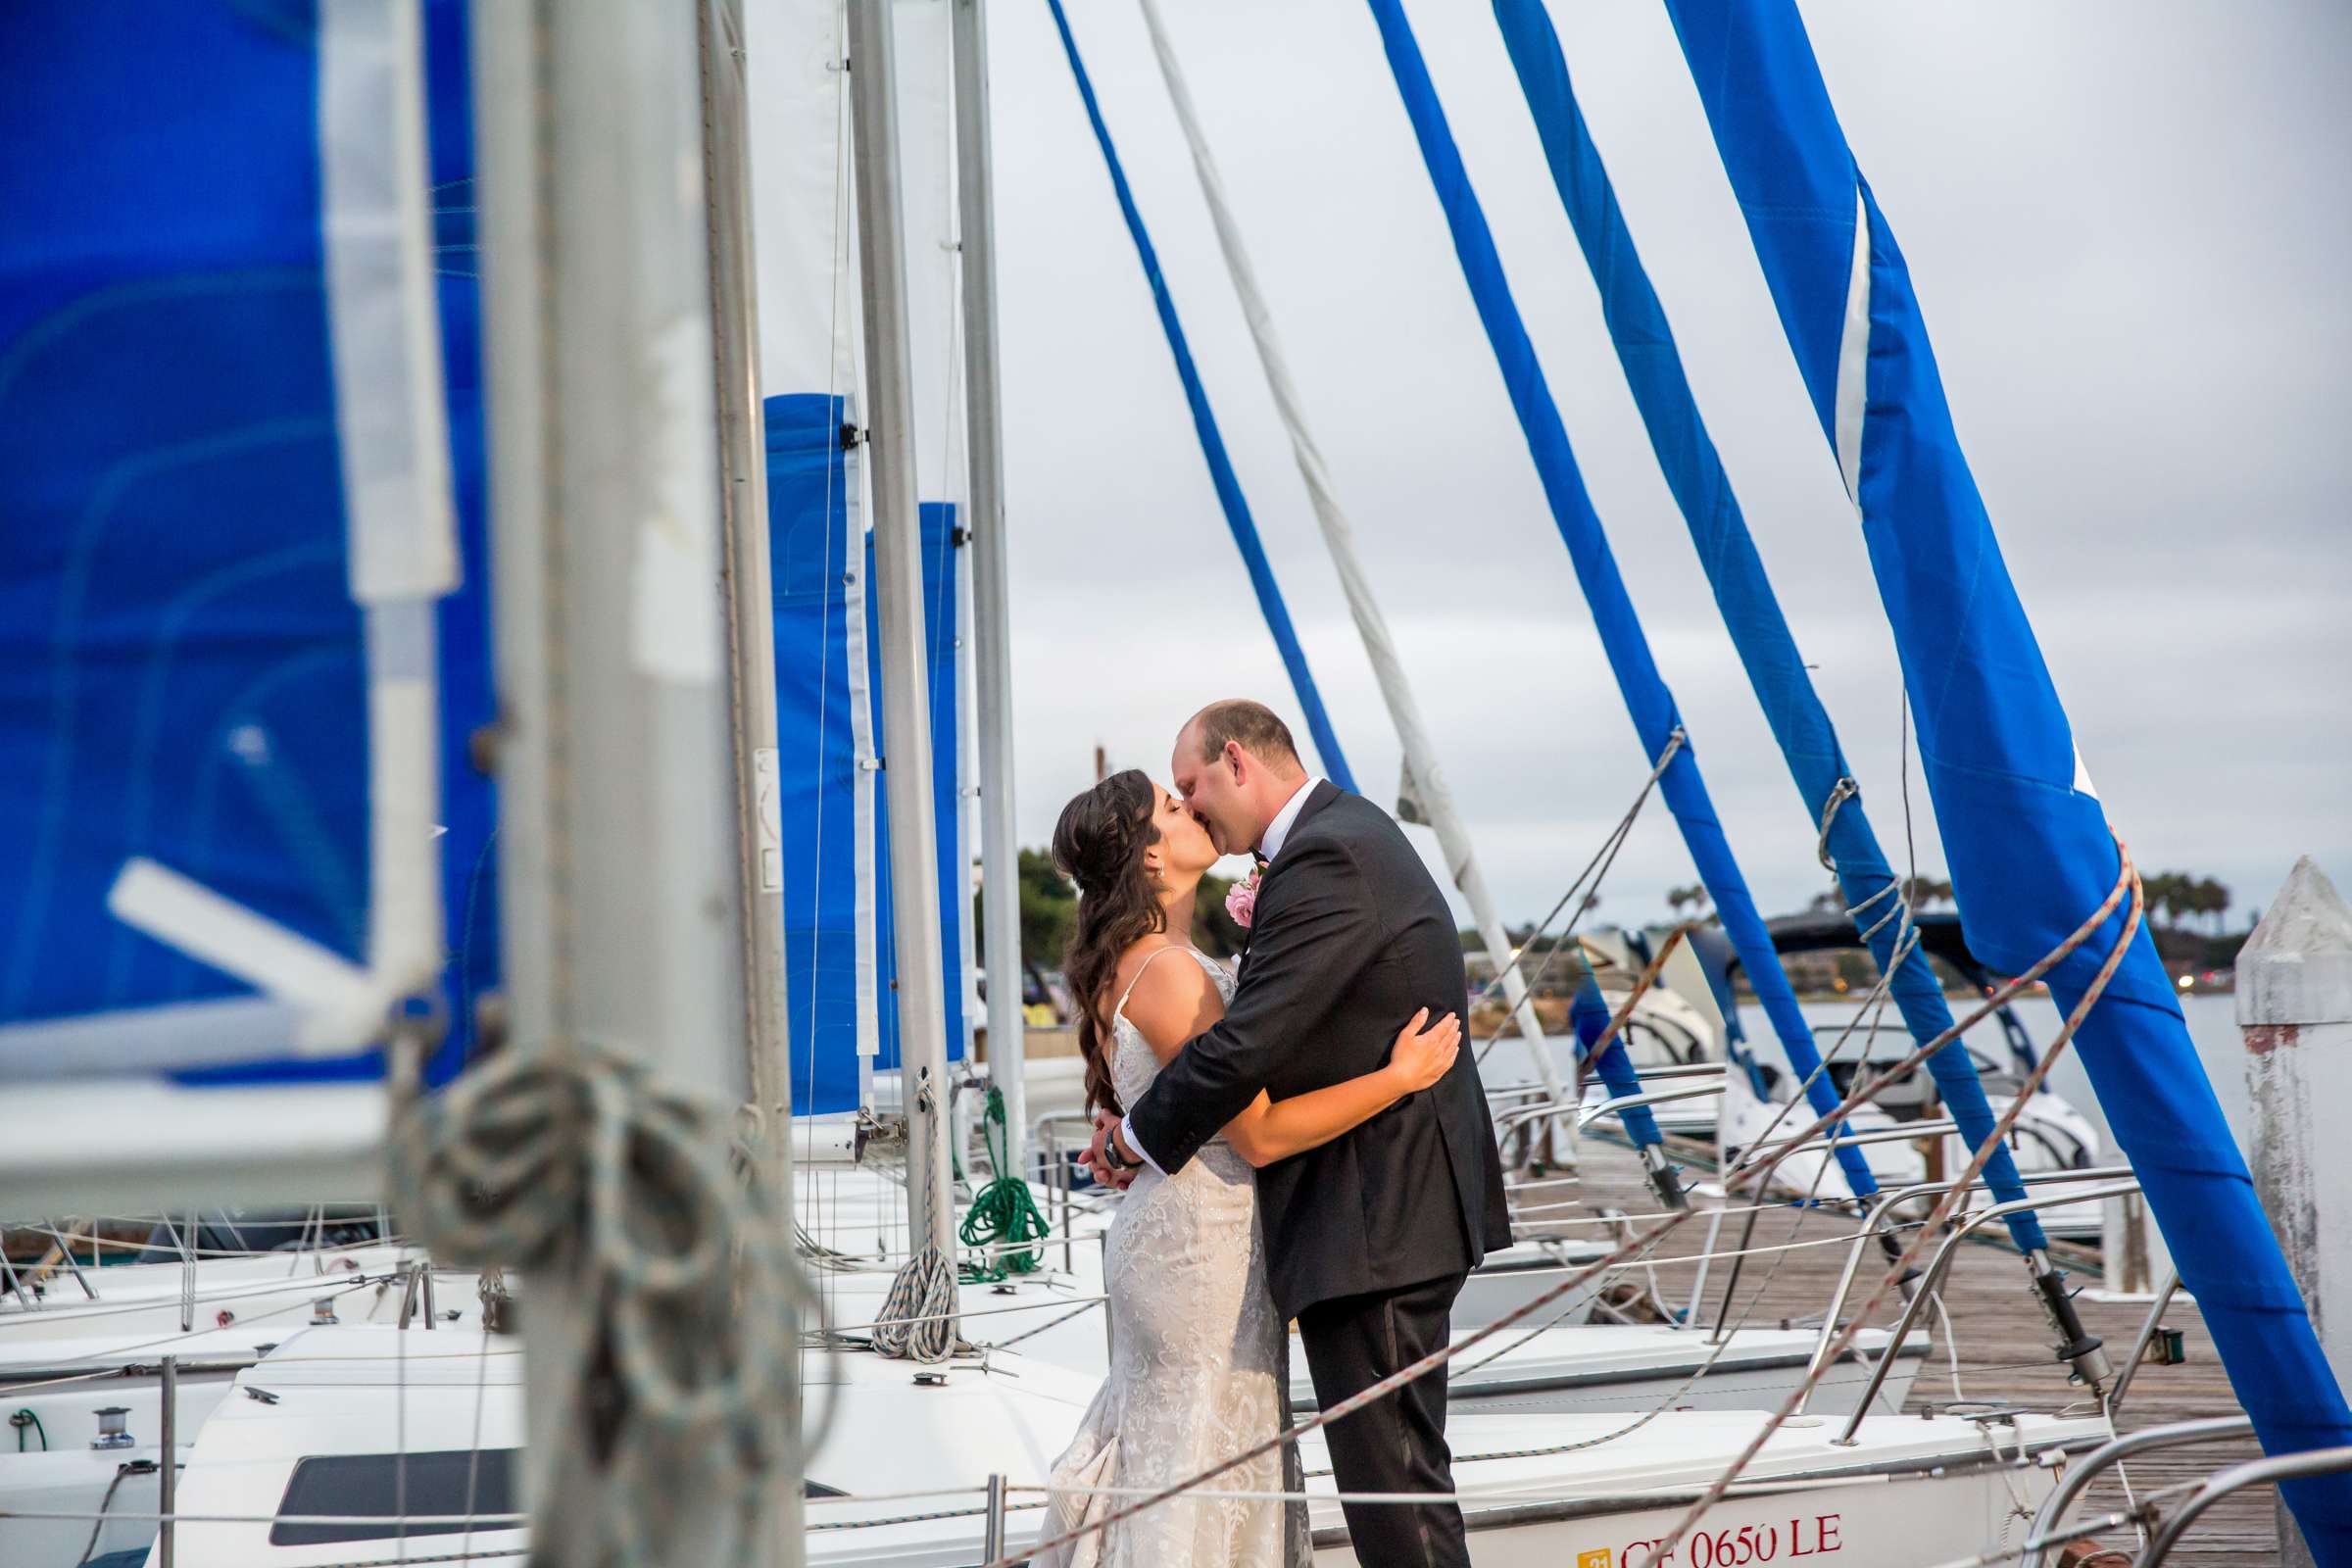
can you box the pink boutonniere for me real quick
[1225,866,1261,929]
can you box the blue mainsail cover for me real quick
[0,0,493,1089]
[767,394,863,1116]
[767,393,964,1117]
[1043,0,1355,796]
[1359,0,1874,1200]
[1663,2,2352,1546]
[1570,975,1662,1150]
[1489,0,2044,1251]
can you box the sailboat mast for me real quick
[697,0,807,1549]
[849,0,959,1270]
[1133,0,1563,1109]
[952,0,1031,1182]
[470,0,784,1558]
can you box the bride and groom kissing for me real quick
[1042,699,1514,1566]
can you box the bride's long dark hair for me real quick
[1052,769,1167,1116]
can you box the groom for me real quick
[1086,699,1513,1566]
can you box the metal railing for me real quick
[2018,1415,2252,1568]
[1834,1178,2142,1441]
[1576,1081,1725,1131]
[2132,1446,2352,1567]
[1795,1164,2132,1415]
[2106,1265,2181,1415]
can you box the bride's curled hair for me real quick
[1052,769,1167,1117]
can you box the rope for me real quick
[1639,835,2146,1568]
[1815,777,1859,869]
[871,1247,958,1363]
[957,1088,1051,1283]
[1472,727,1685,1067]
[392,1037,817,1566]
[979,1297,1104,1351]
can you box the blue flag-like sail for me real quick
[1043,0,1355,795]
[1488,0,2046,1253]
[1358,0,1873,1200]
[1662,3,2352,1550]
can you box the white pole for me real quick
[1136,0,1562,1105]
[952,0,1031,1180]
[470,1,773,1559]
[2239,856,2352,1568]
[849,0,959,1270]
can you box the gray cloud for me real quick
[982,0,2351,930]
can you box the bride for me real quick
[1037,769,1462,1566]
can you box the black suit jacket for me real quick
[1127,782,1513,1318]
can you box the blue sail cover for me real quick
[766,393,963,1116]
[1570,975,1662,1149]
[1359,0,1873,1199]
[1043,0,1355,796]
[1663,3,2352,1546]
[0,0,494,1090]
[767,394,863,1115]
[1489,0,2043,1251]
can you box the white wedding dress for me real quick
[1037,946,1310,1567]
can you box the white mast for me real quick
[469,1,792,1560]
[1136,0,1562,1103]
[849,0,959,1275]
[952,0,1030,1180]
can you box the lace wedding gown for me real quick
[1037,947,1310,1567]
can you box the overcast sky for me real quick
[970,0,2351,931]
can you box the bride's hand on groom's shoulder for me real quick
[1384,1007,1461,1095]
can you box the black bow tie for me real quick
[1251,849,1270,869]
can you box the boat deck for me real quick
[1560,1136,2275,1567]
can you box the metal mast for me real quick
[469,0,793,1559]
[848,0,959,1270]
[697,0,806,1550]
[951,0,1031,1179]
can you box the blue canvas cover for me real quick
[766,393,863,1115]
[1359,0,1873,1200]
[1489,0,2042,1250]
[766,394,964,1116]
[1663,2,2352,1547]
[0,0,493,1089]
[1570,976,1662,1149]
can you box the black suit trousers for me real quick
[1296,1271,1470,1568]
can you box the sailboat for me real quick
[8,1,2346,1566]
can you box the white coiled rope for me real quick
[871,1244,959,1363]
[393,1038,817,1566]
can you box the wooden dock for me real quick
[1550,1136,2274,1567]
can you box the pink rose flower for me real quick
[1225,867,1261,929]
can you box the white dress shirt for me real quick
[1120,775,1324,1175]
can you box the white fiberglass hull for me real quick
[124,1328,2095,1568]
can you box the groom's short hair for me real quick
[1190,699,1301,770]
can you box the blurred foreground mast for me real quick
[470,2,799,1562]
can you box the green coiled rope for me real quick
[959,1087,1052,1283]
